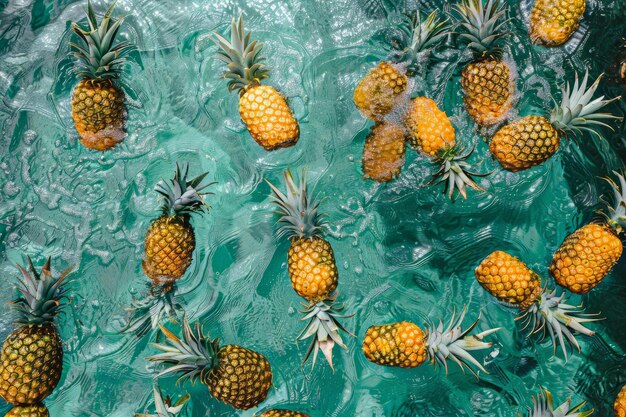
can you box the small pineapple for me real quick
[616,385,626,417]
[259,411,310,417]
[267,170,353,368]
[475,251,601,358]
[362,122,406,182]
[70,1,132,150]
[363,307,499,377]
[549,171,625,294]
[0,258,72,407]
[149,318,272,410]
[525,388,594,417]
[212,16,299,151]
[490,71,621,171]
[135,386,189,417]
[5,404,49,417]
[354,11,450,121]
[457,0,515,127]
[529,0,586,47]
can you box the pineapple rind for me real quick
[354,62,407,121]
[616,385,626,417]
[143,215,196,283]
[363,321,428,368]
[362,122,406,183]
[288,237,338,302]
[530,0,586,47]
[405,97,456,155]
[5,404,49,417]
[259,410,311,417]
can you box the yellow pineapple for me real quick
[476,251,600,358]
[363,308,498,376]
[549,172,625,294]
[212,16,299,150]
[362,122,406,182]
[530,0,586,46]
[149,318,272,410]
[491,72,620,171]
[457,0,515,127]
[70,1,131,150]
[259,410,310,417]
[5,404,49,417]
[267,170,352,368]
[525,388,594,417]
[135,386,189,417]
[616,384,626,417]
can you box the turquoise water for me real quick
[1,0,626,416]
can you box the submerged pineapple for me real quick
[476,251,600,358]
[134,386,189,417]
[530,0,586,46]
[267,170,352,368]
[0,258,72,407]
[212,16,299,150]
[525,388,593,417]
[362,122,406,182]
[149,318,272,410]
[363,307,498,376]
[616,385,626,417]
[550,172,626,294]
[70,1,132,150]
[5,404,49,417]
[491,71,620,171]
[457,0,515,127]
[259,411,310,417]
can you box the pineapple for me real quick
[148,318,272,410]
[211,16,299,151]
[70,1,132,151]
[525,388,593,417]
[475,251,601,358]
[354,11,450,121]
[549,172,625,294]
[5,404,49,417]
[267,170,352,368]
[362,122,406,182]
[259,411,310,417]
[616,384,626,417]
[0,258,72,407]
[363,307,499,377]
[529,0,586,47]
[135,386,189,417]
[457,0,515,127]
[490,71,620,171]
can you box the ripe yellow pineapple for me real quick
[0,258,72,408]
[212,16,299,150]
[362,122,406,182]
[530,0,586,46]
[526,388,594,417]
[490,71,620,171]
[550,172,626,294]
[616,384,626,417]
[475,251,600,358]
[267,170,352,368]
[259,410,311,417]
[135,386,189,417]
[363,308,498,376]
[5,404,49,417]
[457,0,515,127]
[149,318,272,410]
[70,1,131,150]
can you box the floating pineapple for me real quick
[267,170,353,369]
[70,1,132,151]
[211,16,299,151]
[148,318,272,410]
[616,385,626,417]
[550,172,625,294]
[5,404,49,417]
[525,388,593,417]
[354,10,450,121]
[259,411,310,417]
[362,122,406,182]
[475,251,600,358]
[363,307,498,377]
[457,0,515,127]
[490,71,621,171]
[529,0,585,46]
[135,386,189,417]
[0,258,72,409]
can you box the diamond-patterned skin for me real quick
[405,97,456,156]
[239,85,299,151]
[490,116,560,171]
[362,122,406,183]
[0,324,62,405]
[354,62,408,121]
[259,410,310,417]
[143,215,195,284]
[363,321,428,368]
[530,0,586,46]
[475,251,543,310]
[616,384,626,417]
[461,59,514,127]
[71,79,126,151]
[288,237,339,302]
[5,404,49,417]
[550,223,623,294]
[204,344,272,410]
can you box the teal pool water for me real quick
[1,0,625,416]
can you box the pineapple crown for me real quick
[524,388,594,417]
[155,163,215,218]
[266,169,327,240]
[430,145,489,201]
[602,171,626,234]
[148,317,219,384]
[135,386,190,417]
[549,71,622,137]
[70,1,132,80]
[122,283,183,336]
[456,0,509,57]
[211,15,269,96]
[13,257,73,326]
[424,306,499,378]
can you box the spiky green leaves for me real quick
[266,169,327,240]
[211,15,270,96]
[70,1,132,80]
[430,145,488,201]
[156,163,214,217]
[13,257,73,326]
[604,171,626,234]
[456,0,509,57]
[526,389,594,417]
[122,284,183,336]
[388,10,450,68]
[135,386,190,417]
